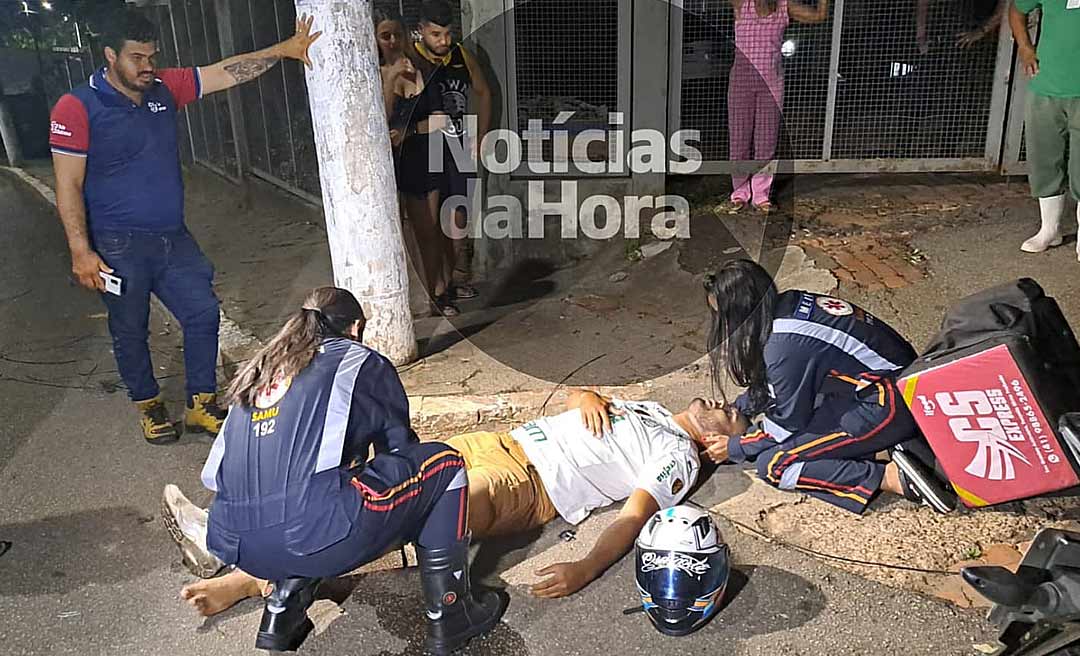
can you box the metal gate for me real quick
[999,52,1030,177]
[504,0,632,175]
[140,0,1038,197]
[668,0,1019,174]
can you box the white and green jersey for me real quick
[509,400,700,524]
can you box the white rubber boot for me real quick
[1021,194,1065,253]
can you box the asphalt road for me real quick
[0,169,996,655]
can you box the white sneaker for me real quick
[892,450,957,514]
[161,484,225,578]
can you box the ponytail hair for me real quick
[226,287,365,407]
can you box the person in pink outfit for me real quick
[725,0,829,213]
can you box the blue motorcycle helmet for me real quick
[634,505,730,636]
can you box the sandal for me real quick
[716,199,748,214]
[431,294,460,318]
[753,201,776,214]
[449,284,478,301]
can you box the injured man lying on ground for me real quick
[161,389,742,616]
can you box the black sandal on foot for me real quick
[431,295,460,317]
[450,285,478,300]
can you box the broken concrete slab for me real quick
[932,543,1024,608]
[640,240,674,259]
[775,245,838,295]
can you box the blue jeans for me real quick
[92,228,220,402]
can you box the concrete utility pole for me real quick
[294,0,417,364]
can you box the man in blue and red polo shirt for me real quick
[49,10,321,444]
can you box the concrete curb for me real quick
[403,243,838,437]
[7,165,833,438]
[6,164,656,436]
[214,306,263,374]
[6,166,56,205]
[3,165,264,381]
[410,383,655,438]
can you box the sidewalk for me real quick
[14,158,1080,612]
[13,159,834,432]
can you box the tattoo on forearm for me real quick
[223,56,281,84]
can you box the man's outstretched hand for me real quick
[531,560,597,599]
[280,14,322,68]
[530,490,657,599]
[955,28,987,49]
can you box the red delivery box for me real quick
[898,336,1080,508]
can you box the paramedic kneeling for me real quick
[199,287,502,655]
[701,259,956,514]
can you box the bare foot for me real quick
[180,570,266,617]
[881,461,904,496]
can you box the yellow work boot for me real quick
[185,392,227,435]
[135,396,180,445]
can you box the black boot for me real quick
[417,534,506,655]
[254,577,322,652]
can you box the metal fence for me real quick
[670,0,1015,173]
[676,0,833,162]
[1000,9,1038,176]
[164,1,239,180]
[139,0,463,203]
[146,0,316,197]
[507,0,629,170]
[6,44,95,159]
[41,48,95,110]
[28,0,1040,199]
[84,0,1038,205]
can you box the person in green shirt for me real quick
[1010,0,1080,258]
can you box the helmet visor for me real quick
[635,546,730,610]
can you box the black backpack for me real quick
[911,278,1080,421]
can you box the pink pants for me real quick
[728,59,783,205]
